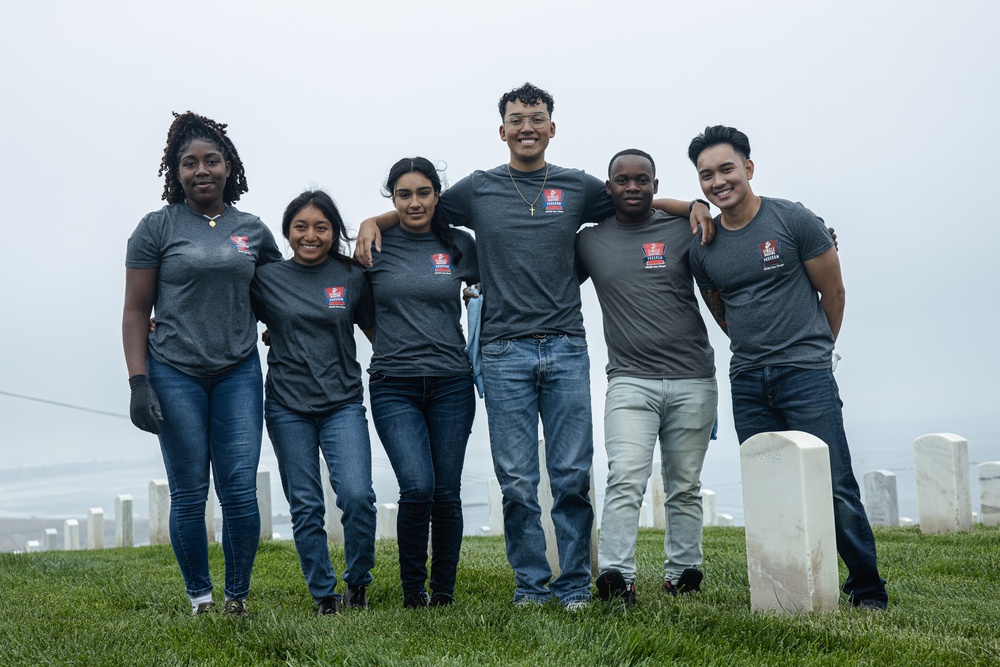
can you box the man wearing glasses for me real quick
[357,83,711,609]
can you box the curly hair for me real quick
[157,111,248,205]
[383,157,463,265]
[497,82,554,119]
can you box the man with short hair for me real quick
[576,149,717,606]
[357,84,711,608]
[687,125,888,610]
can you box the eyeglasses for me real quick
[504,113,551,129]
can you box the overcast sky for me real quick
[1,1,997,518]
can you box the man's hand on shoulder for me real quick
[354,218,382,267]
[691,201,715,245]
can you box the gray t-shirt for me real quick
[576,210,715,380]
[251,258,375,415]
[438,163,614,344]
[689,197,835,379]
[125,203,281,377]
[367,226,479,377]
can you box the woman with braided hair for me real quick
[122,111,281,617]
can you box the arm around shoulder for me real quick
[355,210,401,266]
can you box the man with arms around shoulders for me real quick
[686,125,888,610]
[576,149,717,606]
[357,83,713,609]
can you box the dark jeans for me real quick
[369,374,476,597]
[731,366,888,605]
[146,354,263,600]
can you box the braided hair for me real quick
[383,157,463,265]
[157,111,248,205]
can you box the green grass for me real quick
[2,526,999,666]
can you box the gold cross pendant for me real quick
[529,205,535,216]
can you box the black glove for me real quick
[129,374,163,434]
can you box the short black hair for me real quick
[498,82,554,119]
[608,148,656,179]
[688,125,752,165]
[158,111,248,205]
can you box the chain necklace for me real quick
[506,163,549,216]
[202,209,225,228]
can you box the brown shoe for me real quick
[223,598,249,617]
[194,601,216,615]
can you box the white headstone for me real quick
[701,489,717,527]
[487,477,504,536]
[478,525,492,536]
[257,468,272,542]
[638,501,651,528]
[87,508,105,550]
[650,458,667,530]
[26,540,41,553]
[377,503,398,540]
[149,479,170,545]
[206,477,217,543]
[44,528,58,551]
[741,431,839,614]
[115,494,134,548]
[863,470,899,526]
[716,513,734,527]
[64,519,80,551]
[321,452,345,544]
[913,433,973,534]
[979,462,1000,527]
[899,517,914,527]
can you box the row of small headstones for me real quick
[864,433,999,530]
[18,434,998,553]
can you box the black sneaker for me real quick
[596,570,636,606]
[194,601,216,615]
[223,598,249,617]
[318,596,341,616]
[855,598,887,612]
[429,593,454,607]
[343,584,368,609]
[403,590,430,609]
[663,568,703,596]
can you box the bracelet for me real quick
[689,199,711,214]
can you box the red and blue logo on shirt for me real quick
[324,286,346,309]
[544,189,564,213]
[431,253,453,274]
[230,236,251,255]
[758,239,783,270]
[641,242,666,268]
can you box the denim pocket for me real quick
[564,334,588,350]
[482,339,511,357]
[368,371,386,384]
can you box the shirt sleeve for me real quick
[355,270,376,330]
[438,174,476,230]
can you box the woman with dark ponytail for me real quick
[366,157,479,608]
[251,190,377,616]
[123,111,281,617]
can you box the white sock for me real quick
[190,592,213,612]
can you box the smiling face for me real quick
[696,143,755,213]
[499,99,555,171]
[392,171,439,234]
[287,204,334,266]
[607,154,658,224]
[177,138,231,216]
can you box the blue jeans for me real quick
[264,399,376,600]
[369,374,476,597]
[481,334,594,605]
[598,376,717,583]
[731,366,888,604]
[146,354,263,600]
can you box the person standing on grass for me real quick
[251,190,378,616]
[366,157,479,609]
[687,125,888,610]
[576,149,717,606]
[123,111,282,617]
[356,83,713,609]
